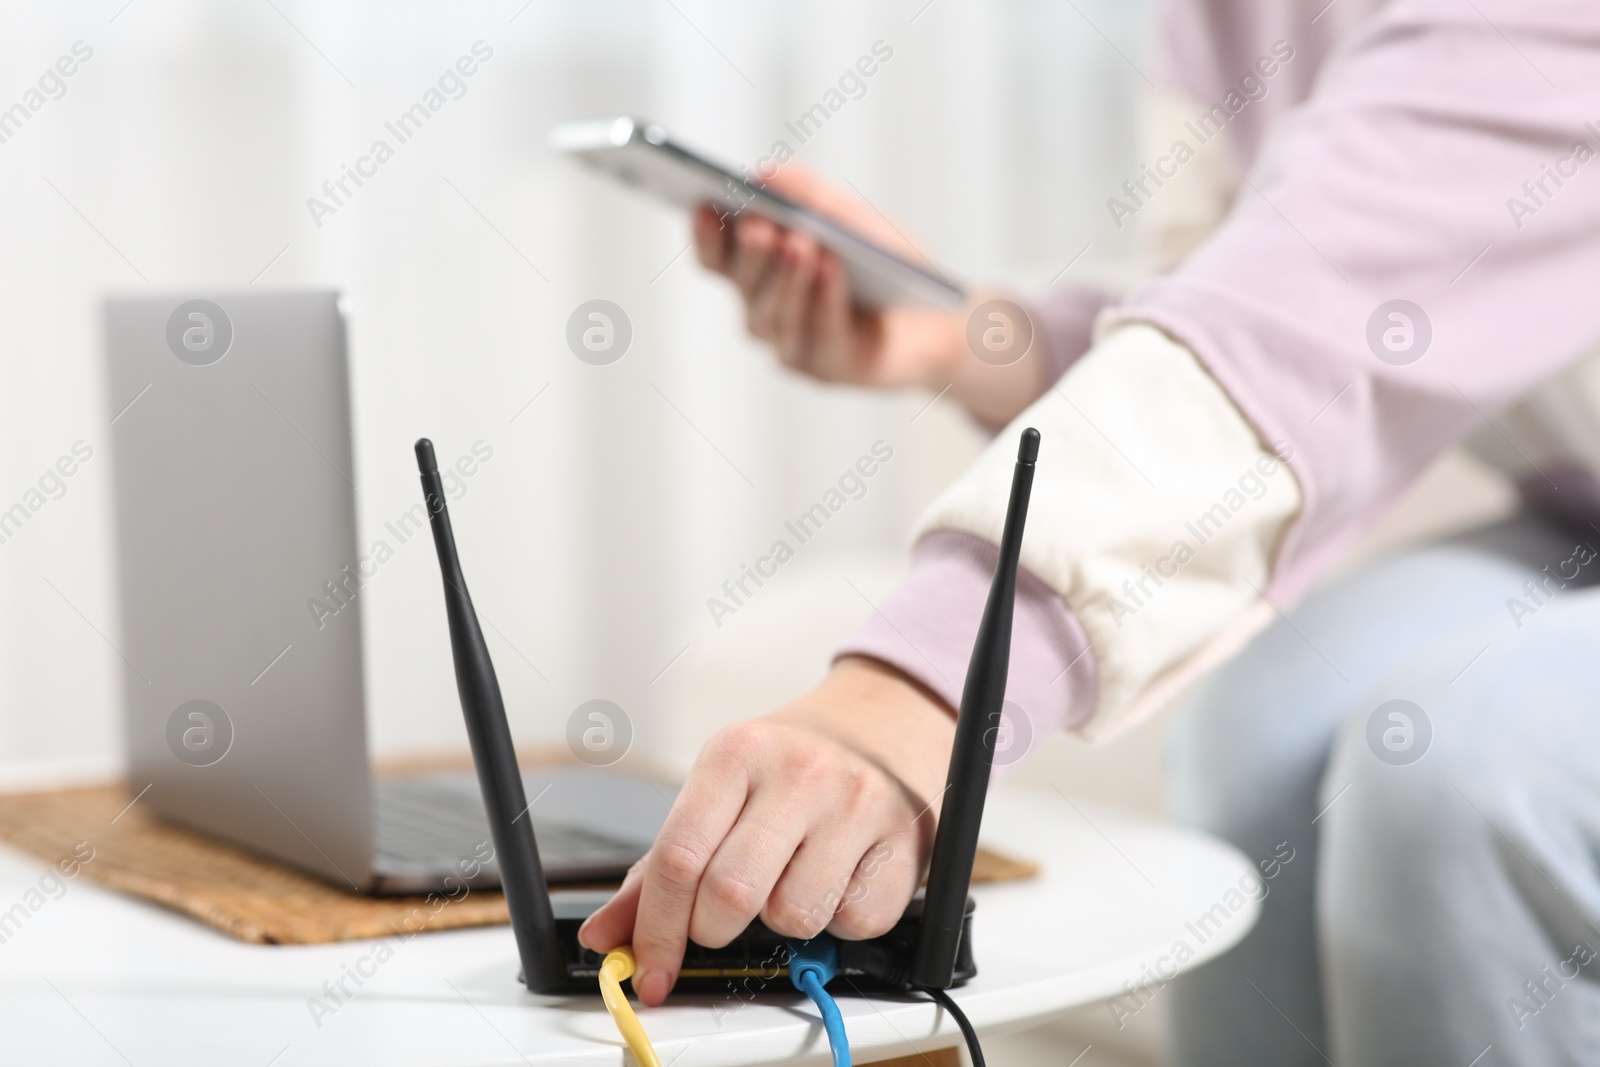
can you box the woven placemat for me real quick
[0,781,1038,945]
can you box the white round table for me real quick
[0,788,1258,1065]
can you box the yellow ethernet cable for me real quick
[599,947,663,1067]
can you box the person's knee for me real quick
[1319,600,1600,923]
[1320,696,1476,876]
[1168,540,1545,841]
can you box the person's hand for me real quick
[694,166,956,389]
[577,656,955,1006]
[693,166,1046,426]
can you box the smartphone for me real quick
[550,117,965,310]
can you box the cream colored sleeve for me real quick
[914,323,1303,741]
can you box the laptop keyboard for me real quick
[372,777,646,887]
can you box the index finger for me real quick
[628,752,752,1005]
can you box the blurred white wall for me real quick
[0,0,1156,776]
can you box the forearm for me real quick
[842,324,1299,741]
[836,529,1097,749]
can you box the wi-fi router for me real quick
[413,428,1039,997]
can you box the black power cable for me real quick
[917,985,985,1067]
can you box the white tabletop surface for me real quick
[0,787,1258,1066]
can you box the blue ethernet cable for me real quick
[788,936,851,1067]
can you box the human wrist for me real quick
[925,292,1048,427]
[775,657,955,809]
[835,530,1097,755]
[900,306,968,392]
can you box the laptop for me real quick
[102,291,671,894]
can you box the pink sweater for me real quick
[839,0,1600,735]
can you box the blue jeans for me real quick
[1166,514,1600,1067]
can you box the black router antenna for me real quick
[415,438,567,993]
[909,427,1039,990]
